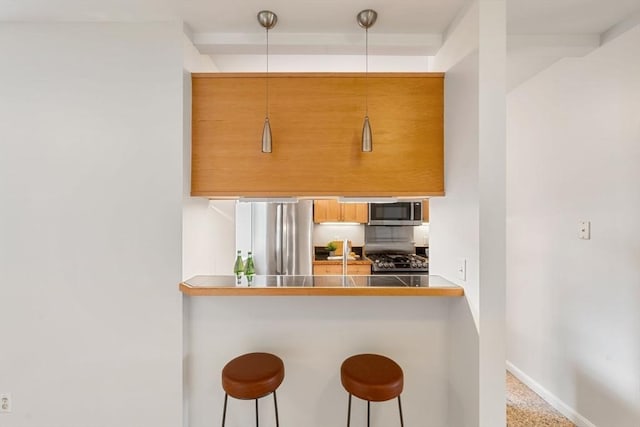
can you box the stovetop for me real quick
[367,253,429,274]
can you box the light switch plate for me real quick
[1,393,11,413]
[579,220,591,240]
[457,258,467,281]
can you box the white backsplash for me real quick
[313,224,365,247]
[313,223,430,249]
[414,223,430,246]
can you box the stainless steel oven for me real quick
[368,201,423,226]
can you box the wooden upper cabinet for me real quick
[313,200,341,222]
[191,73,444,197]
[342,203,368,223]
[422,199,430,223]
[313,200,368,223]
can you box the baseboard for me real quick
[506,361,598,427]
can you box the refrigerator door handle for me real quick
[282,203,294,276]
[275,203,283,275]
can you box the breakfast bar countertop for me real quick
[179,274,464,297]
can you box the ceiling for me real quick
[182,0,469,34]
[2,0,640,85]
[507,0,640,34]
[2,0,638,35]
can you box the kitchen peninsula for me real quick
[182,273,464,427]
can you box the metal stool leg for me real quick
[398,395,404,427]
[273,390,280,427]
[255,398,259,427]
[221,393,228,427]
[347,393,352,427]
[367,400,371,427]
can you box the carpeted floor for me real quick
[507,371,576,427]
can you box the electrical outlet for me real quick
[457,258,467,281]
[1,393,11,413]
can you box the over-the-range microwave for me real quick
[368,201,423,226]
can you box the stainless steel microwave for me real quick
[368,201,423,226]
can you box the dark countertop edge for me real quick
[312,258,373,265]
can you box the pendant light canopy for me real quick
[257,10,277,30]
[357,9,377,152]
[357,9,378,29]
[258,10,277,153]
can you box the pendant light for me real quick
[258,10,277,153]
[357,9,377,152]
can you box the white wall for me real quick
[414,223,430,247]
[183,33,219,73]
[430,51,481,427]
[182,76,236,279]
[181,36,235,279]
[0,23,183,427]
[211,54,429,72]
[185,297,452,427]
[477,2,506,425]
[430,51,480,321]
[312,224,365,248]
[430,2,506,425]
[506,24,640,427]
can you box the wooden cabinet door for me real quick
[347,264,371,287]
[347,265,371,275]
[314,200,368,223]
[313,265,341,275]
[314,263,371,287]
[191,73,444,197]
[313,200,341,223]
[422,199,429,223]
[313,264,371,275]
[341,203,369,223]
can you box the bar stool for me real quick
[221,352,285,427]
[340,353,404,427]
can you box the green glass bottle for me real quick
[233,250,244,278]
[244,251,255,277]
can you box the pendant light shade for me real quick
[262,117,272,153]
[362,116,372,152]
[258,10,277,153]
[357,9,377,152]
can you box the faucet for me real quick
[341,238,350,286]
[342,238,349,277]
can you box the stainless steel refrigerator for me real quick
[235,200,313,275]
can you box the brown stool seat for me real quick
[341,353,404,402]
[222,352,285,400]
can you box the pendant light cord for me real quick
[365,27,369,116]
[266,28,270,118]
